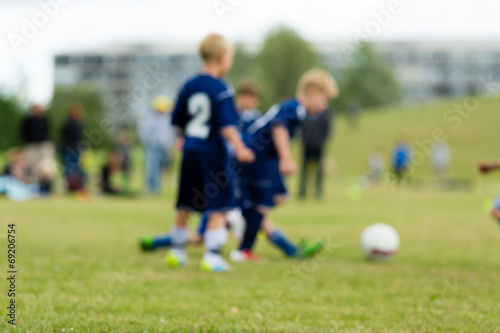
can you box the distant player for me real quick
[234,68,339,261]
[478,160,500,224]
[161,34,254,272]
[139,82,261,251]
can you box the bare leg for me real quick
[491,209,500,222]
[174,209,189,228]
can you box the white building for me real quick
[54,41,500,119]
[54,44,200,123]
[319,41,500,102]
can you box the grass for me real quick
[1,98,500,332]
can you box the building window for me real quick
[55,55,70,66]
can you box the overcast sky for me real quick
[1,0,499,103]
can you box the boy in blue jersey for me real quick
[139,82,261,252]
[235,69,339,260]
[164,34,255,272]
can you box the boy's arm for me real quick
[478,161,500,174]
[221,127,255,164]
[272,125,297,176]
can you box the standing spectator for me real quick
[138,96,175,194]
[431,142,451,182]
[392,140,411,183]
[60,104,85,192]
[21,104,55,191]
[117,130,134,190]
[101,150,125,195]
[368,148,385,184]
[299,110,332,200]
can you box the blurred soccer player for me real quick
[234,69,339,261]
[140,82,261,252]
[164,34,254,272]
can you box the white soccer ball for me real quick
[360,223,400,260]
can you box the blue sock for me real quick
[152,234,172,249]
[198,215,209,236]
[239,208,264,251]
[267,230,297,257]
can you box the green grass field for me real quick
[1,98,500,332]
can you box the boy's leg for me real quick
[201,212,231,271]
[314,151,324,200]
[491,209,500,223]
[299,150,309,199]
[141,230,203,252]
[165,210,190,267]
[140,233,172,251]
[239,208,265,252]
[263,217,297,257]
[263,218,324,259]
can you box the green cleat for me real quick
[297,239,324,259]
[200,254,231,272]
[139,236,154,252]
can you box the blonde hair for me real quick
[296,68,339,100]
[152,95,173,112]
[199,34,231,63]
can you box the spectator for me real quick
[299,110,332,200]
[431,142,451,182]
[392,141,411,183]
[21,104,55,189]
[2,148,28,182]
[138,96,175,194]
[101,150,125,195]
[0,148,39,201]
[117,130,133,179]
[60,104,85,192]
[368,148,385,184]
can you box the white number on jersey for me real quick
[186,93,211,139]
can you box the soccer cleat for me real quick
[200,253,231,272]
[229,250,246,262]
[229,249,261,262]
[242,249,261,262]
[297,239,324,259]
[165,249,187,267]
[139,236,154,252]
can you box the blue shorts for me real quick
[240,156,287,209]
[176,151,239,213]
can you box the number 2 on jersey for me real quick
[186,93,211,139]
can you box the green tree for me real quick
[334,41,402,110]
[48,85,109,147]
[0,94,25,150]
[254,26,319,110]
[227,44,256,86]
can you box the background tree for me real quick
[334,41,402,110]
[48,85,110,147]
[227,44,256,86]
[254,26,320,110]
[0,93,25,150]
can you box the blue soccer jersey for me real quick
[172,74,239,156]
[245,98,306,157]
[240,108,260,133]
